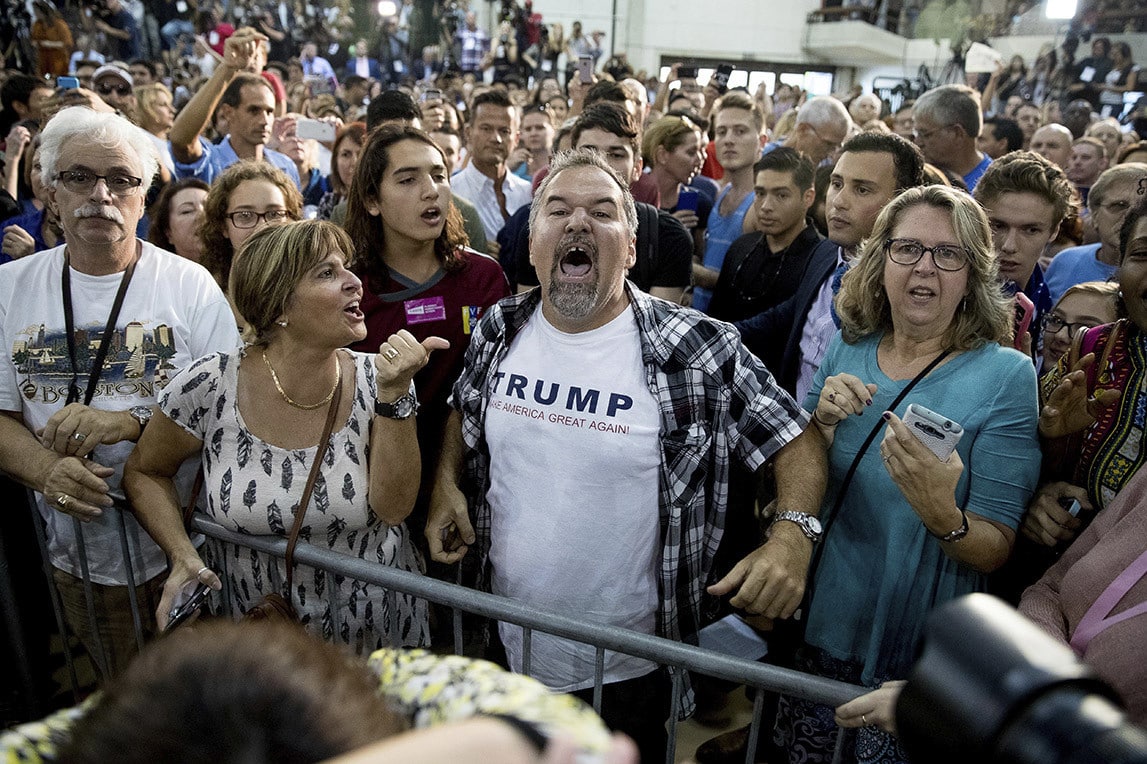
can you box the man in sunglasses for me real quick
[91,65,136,120]
[0,108,238,679]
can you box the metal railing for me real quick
[10,494,866,763]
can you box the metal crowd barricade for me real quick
[21,499,866,764]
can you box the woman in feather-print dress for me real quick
[126,221,447,653]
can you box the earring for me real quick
[277,319,288,327]
[961,297,968,312]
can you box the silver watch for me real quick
[374,392,419,420]
[129,405,152,432]
[772,510,823,542]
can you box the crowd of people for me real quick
[2,3,1147,764]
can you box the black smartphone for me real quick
[678,65,698,80]
[712,64,734,94]
[166,580,212,631]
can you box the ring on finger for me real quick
[383,347,399,362]
[56,494,71,508]
[862,713,869,726]
[72,432,86,442]
[828,392,836,403]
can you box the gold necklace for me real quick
[262,349,341,410]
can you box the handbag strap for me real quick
[830,347,952,515]
[283,357,345,595]
[800,346,952,613]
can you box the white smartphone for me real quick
[902,403,963,461]
[296,118,336,143]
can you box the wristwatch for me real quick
[931,511,969,543]
[772,510,823,543]
[128,405,153,433]
[374,393,419,420]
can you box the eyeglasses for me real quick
[225,209,295,228]
[912,125,948,141]
[1041,312,1098,338]
[57,169,143,195]
[96,82,132,97]
[808,124,844,150]
[884,238,969,272]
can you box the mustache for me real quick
[73,205,125,224]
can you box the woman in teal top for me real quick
[774,186,1041,764]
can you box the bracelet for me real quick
[930,510,969,543]
[812,411,836,428]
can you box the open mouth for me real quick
[421,206,442,224]
[344,301,364,320]
[558,243,594,278]
[908,287,936,300]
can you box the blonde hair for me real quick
[836,185,1011,350]
[229,220,354,346]
[641,114,698,168]
[135,83,173,125]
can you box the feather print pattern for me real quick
[162,350,428,653]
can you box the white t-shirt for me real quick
[485,306,660,692]
[0,242,240,584]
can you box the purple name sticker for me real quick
[404,296,447,325]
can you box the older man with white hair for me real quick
[762,95,852,166]
[0,107,239,678]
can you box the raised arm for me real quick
[368,332,449,525]
[169,27,267,163]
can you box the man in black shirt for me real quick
[709,147,821,324]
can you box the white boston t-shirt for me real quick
[485,305,661,692]
[0,243,239,585]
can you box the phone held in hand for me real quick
[56,76,79,90]
[678,65,698,80]
[902,403,963,461]
[296,118,336,143]
[712,64,734,94]
[577,55,594,84]
[676,188,700,212]
[1013,292,1035,351]
[166,578,212,632]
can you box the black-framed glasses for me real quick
[57,169,143,196]
[884,238,968,271]
[96,82,132,97]
[225,209,295,228]
[1041,312,1098,338]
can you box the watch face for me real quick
[395,397,415,418]
[806,516,823,535]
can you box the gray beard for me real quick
[547,269,599,322]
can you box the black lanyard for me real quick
[62,249,138,406]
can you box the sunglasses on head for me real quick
[97,82,132,97]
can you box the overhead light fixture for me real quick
[1045,0,1077,19]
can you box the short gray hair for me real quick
[794,96,852,132]
[529,149,638,236]
[914,84,982,139]
[1088,162,1147,212]
[39,107,160,188]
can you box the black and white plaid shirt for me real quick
[450,284,808,705]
